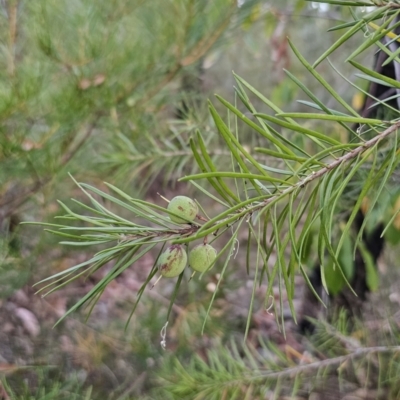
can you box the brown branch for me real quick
[257,120,400,210]
[253,346,400,380]
[385,2,400,9]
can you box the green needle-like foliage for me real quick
[22,1,400,338]
[0,0,259,219]
[157,318,400,399]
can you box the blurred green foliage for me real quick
[4,1,400,399]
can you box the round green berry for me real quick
[167,196,198,224]
[189,244,217,273]
[157,245,187,278]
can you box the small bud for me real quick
[189,244,217,273]
[167,196,198,224]
[157,245,187,278]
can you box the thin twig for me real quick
[256,120,400,211]
[254,346,400,380]
[180,121,400,233]
[385,2,400,9]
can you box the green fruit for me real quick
[167,196,198,224]
[189,244,217,273]
[157,245,187,278]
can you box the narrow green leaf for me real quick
[284,68,362,140]
[189,137,234,206]
[69,175,140,226]
[208,101,266,194]
[327,58,400,118]
[313,5,392,67]
[55,244,156,326]
[345,12,400,62]
[375,38,400,68]
[338,230,355,281]
[288,191,300,275]
[54,247,138,325]
[188,180,230,208]
[196,131,241,202]
[255,113,341,145]
[59,240,112,246]
[99,183,179,226]
[296,100,350,116]
[358,242,379,291]
[216,93,296,156]
[314,171,357,295]
[202,221,243,334]
[69,198,111,218]
[39,264,98,297]
[295,143,358,174]
[355,74,396,88]
[125,245,165,330]
[244,219,261,340]
[277,112,384,125]
[254,148,307,163]
[309,0,374,5]
[289,39,360,117]
[368,93,400,110]
[328,20,362,32]
[43,229,92,240]
[233,73,296,122]
[180,171,294,185]
[245,223,252,275]
[258,164,298,176]
[382,41,400,66]
[233,76,315,158]
[211,98,279,180]
[335,149,377,260]
[178,195,266,243]
[355,133,399,251]
[166,271,184,321]
[57,201,108,227]
[312,19,365,68]
[349,60,400,89]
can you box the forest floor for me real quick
[1,224,400,400]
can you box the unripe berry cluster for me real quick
[156,196,217,279]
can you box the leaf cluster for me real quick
[0,0,259,220]
[157,317,400,399]
[24,1,400,332]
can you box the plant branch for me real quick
[254,345,400,380]
[178,121,400,239]
[383,2,400,8]
[260,122,398,210]
[258,120,400,207]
